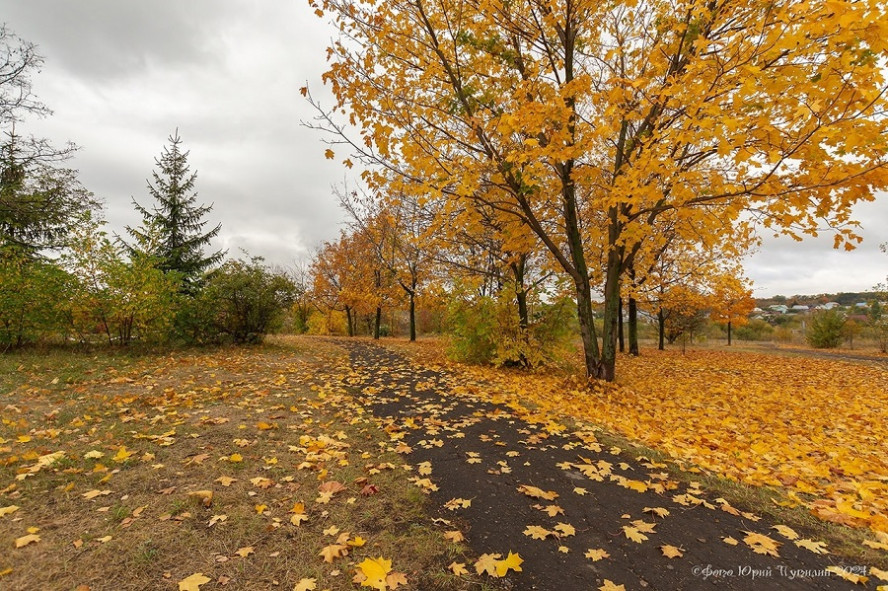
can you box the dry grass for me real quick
[0,338,485,590]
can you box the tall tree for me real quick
[0,25,89,252]
[125,129,224,288]
[313,0,888,381]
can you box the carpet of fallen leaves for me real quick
[0,340,480,591]
[401,343,888,540]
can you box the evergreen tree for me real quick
[125,129,224,288]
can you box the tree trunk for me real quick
[727,320,732,346]
[658,307,665,350]
[345,306,354,337]
[618,297,625,353]
[628,296,639,356]
[409,291,416,342]
[374,306,381,339]
[599,248,621,382]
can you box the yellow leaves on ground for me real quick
[13,534,40,548]
[660,545,684,558]
[0,505,19,518]
[453,349,888,533]
[826,566,869,585]
[178,573,211,591]
[523,525,551,540]
[742,531,781,557]
[517,484,558,501]
[474,552,523,577]
[598,580,626,591]
[585,548,610,561]
[293,578,317,591]
[353,556,408,590]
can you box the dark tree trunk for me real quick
[628,296,639,356]
[599,247,621,382]
[727,320,732,346]
[345,306,354,337]
[658,307,665,350]
[409,291,416,342]
[618,297,625,353]
[374,306,381,340]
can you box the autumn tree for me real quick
[312,0,888,381]
[124,129,224,289]
[708,272,755,346]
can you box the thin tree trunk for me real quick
[727,320,732,346]
[628,296,639,356]
[409,291,416,342]
[599,248,622,382]
[658,307,665,351]
[345,306,354,337]
[374,306,381,340]
[618,297,625,353]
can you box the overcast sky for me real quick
[2,1,885,297]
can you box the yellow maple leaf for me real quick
[444,530,464,543]
[324,148,335,160]
[517,484,558,500]
[554,522,576,537]
[723,536,739,545]
[660,545,684,558]
[319,544,348,563]
[869,567,888,582]
[228,453,243,463]
[772,525,798,540]
[523,525,551,540]
[293,578,317,591]
[178,573,210,591]
[742,531,781,557]
[644,507,670,518]
[794,538,828,554]
[585,548,609,561]
[356,556,392,590]
[494,552,523,576]
[216,475,236,487]
[599,580,626,591]
[235,546,253,558]
[622,526,647,543]
[448,561,468,576]
[474,553,501,576]
[385,572,408,588]
[112,446,133,462]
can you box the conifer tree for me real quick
[125,129,224,288]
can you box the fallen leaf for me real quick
[599,581,626,591]
[444,530,464,543]
[825,566,868,585]
[356,556,391,589]
[235,546,253,558]
[660,545,684,558]
[585,548,609,561]
[772,525,799,540]
[14,534,40,548]
[795,538,828,554]
[178,573,211,591]
[448,562,468,575]
[495,551,523,576]
[293,579,317,591]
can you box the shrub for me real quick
[734,318,774,341]
[201,257,297,344]
[806,309,845,348]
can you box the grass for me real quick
[0,338,488,590]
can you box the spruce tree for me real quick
[125,129,224,288]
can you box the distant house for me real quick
[815,302,841,310]
[768,304,789,314]
[791,305,809,312]
[855,302,870,309]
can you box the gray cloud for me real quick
[2,1,886,295]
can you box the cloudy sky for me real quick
[2,0,886,297]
